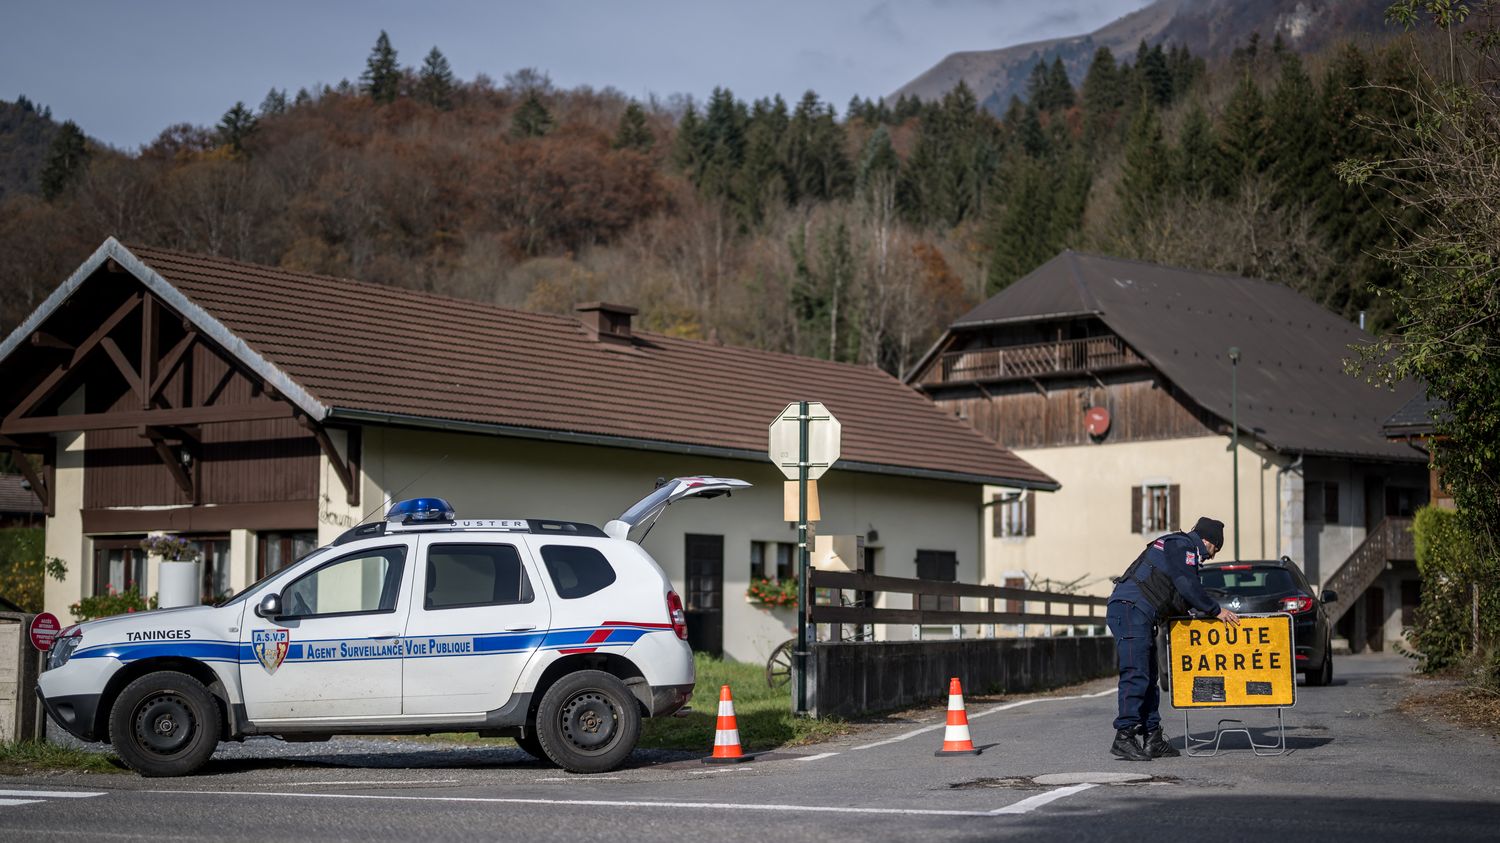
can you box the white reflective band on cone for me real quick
[715,730,742,746]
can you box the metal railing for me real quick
[808,569,1109,631]
[1323,516,1414,625]
[926,335,1146,385]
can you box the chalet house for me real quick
[1382,393,1451,511]
[0,238,1055,663]
[908,252,1427,653]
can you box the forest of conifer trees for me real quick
[0,29,1417,377]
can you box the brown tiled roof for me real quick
[118,244,1055,488]
[0,474,42,514]
[928,251,1422,462]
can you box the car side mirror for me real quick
[255,593,282,619]
[1320,589,1338,604]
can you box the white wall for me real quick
[992,436,1289,595]
[342,426,983,663]
[44,391,88,618]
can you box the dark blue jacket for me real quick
[1110,530,1222,619]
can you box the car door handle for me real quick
[505,626,537,632]
[371,633,400,640]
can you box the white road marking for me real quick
[851,689,1114,751]
[0,799,43,807]
[537,777,620,782]
[991,783,1096,815]
[269,779,460,787]
[146,788,1083,818]
[796,752,839,762]
[0,789,106,798]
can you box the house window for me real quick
[92,538,146,596]
[751,541,797,581]
[1131,484,1179,534]
[258,531,318,579]
[1323,482,1340,523]
[192,535,231,603]
[915,549,958,612]
[992,493,1036,538]
[775,542,795,581]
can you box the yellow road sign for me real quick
[1167,613,1295,709]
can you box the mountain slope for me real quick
[892,0,1396,112]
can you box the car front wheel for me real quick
[535,670,641,774]
[108,670,221,777]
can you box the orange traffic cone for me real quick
[935,677,982,756]
[702,684,753,764]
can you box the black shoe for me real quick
[1141,726,1180,758]
[1110,728,1152,761]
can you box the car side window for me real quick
[280,546,406,619]
[540,545,616,599]
[425,543,534,610]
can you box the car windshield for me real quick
[1199,567,1298,596]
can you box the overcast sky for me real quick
[2,0,1150,150]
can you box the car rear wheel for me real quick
[1306,639,1334,686]
[535,670,641,774]
[513,725,556,765]
[108,670,221,777]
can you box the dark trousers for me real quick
[1107,600,1160,732]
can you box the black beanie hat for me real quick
[1192,517,1225,548]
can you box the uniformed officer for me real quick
[1106,516,1241,761]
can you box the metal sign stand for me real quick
[1183,707,1287,757]
[794,400,811,717]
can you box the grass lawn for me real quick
[0,741,124,775]
[637,652,852,751]
[411,652,852,753]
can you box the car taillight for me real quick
[1281,595,1316,614]
[666,591,689,640]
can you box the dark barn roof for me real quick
[1382,392,1445,438]
[0,474,43,515]
[937,251,1422,462]
[0,239,1057,490]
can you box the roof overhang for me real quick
[0,238,329,422]
[327,407,1062,491]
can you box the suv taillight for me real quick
[666,591,688,641]
[1281,595,1316,614]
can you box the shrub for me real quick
[70,587,158,622]
[1408,506,1500,674]
[0,527,66,613]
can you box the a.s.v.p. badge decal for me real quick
[252,629,289,675]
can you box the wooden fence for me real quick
[808,569,1109,632]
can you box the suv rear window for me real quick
[540,545,616,599]
[1200,567,1298,596]
[425,544,534,610]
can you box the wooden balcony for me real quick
[923,335,1147,386]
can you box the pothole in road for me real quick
[950,772,1179,790]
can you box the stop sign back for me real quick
[29,612,61,651]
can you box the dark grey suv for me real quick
[1159,556,1336,691]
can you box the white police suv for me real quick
[38,476,748,776]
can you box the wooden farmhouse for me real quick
[907,251,1428,653]
[0,238,1056,662]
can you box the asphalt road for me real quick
[6,653,1498,842]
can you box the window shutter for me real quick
[991,496,1002,538]
[1131,486,1143,533]
[1169,484,1181,531]
[1025,493,1036,536]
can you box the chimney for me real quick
[576,302,638,345]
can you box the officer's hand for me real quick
[1216,607,1241,626]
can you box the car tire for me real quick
[1306,639,1334,687]
[535,670,641,774]
[513,725,556,765]
[108,670,221,777]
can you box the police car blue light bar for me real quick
[387,497,456,524]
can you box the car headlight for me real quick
[46,629,82,671]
